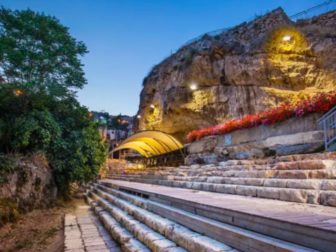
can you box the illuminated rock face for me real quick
[137,8,336,141]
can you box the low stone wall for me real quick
[186,113,324,164]
[0,154,57,226]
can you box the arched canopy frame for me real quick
[112,130,183,158]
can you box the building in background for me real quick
[91,111,134,151]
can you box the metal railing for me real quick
[290,0,336,21]
[318,106,336,151]
[178,0,336,50]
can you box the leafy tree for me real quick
[0,7,88,97]
[0,8,107,197]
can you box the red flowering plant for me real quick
[187,92,336,142]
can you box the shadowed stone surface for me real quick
[64,203,119,252]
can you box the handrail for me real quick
[319,105,336,151]
[318,106,336,123]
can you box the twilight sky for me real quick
[1,0,333,115]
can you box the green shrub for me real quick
[0,155,17,184]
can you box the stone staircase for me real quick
[82,152,336,251]
[107,152,336,207]
[85,181,336,252]
[87,185,236,252]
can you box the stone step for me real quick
[182,160,336,172]
[89,191,187,252]
[92,183,319,252]
[100,179,336,252]
[92,185,237,252]
[108,155,336,175]
[86,197,150,252]
[109,175,336,190]
[108,175,336,206]
[64,201,119,252]
[108,162,329,175]
[109,166,336,180]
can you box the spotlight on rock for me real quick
[189,83,198,91]
[282,35,291,42]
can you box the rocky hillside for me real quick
[136,8,336,141]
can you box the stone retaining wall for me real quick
[186,113,324,164]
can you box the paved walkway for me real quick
[102,179,336,233]
[64,203,120,252]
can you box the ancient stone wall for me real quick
[186,113,324,164]
[137,8,336,141]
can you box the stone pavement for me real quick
[64,203,120,252]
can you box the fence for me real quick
[318,106,336,151]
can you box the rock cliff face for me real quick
[136,8,336,141]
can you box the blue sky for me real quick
[1,0,333,115]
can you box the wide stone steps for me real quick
[107,155,336,206]
[91,184,238,252]
[108,174,336,206]
[109,163,336,180]
[102,179,336,251]
[86,182,324,252]
[88,192,188,252]
[109,174,336,190]
[87,196,151,251]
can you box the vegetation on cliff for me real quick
[0,7,107,197]
[187,92,336,141]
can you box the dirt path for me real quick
[0,199,84,252]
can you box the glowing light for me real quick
[137,115,141,119]
[282,35,291,42]
[189,83,198,91]
[150,104,155,109]
[13,89,23,96]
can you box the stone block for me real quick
[263,179,287,188]
[236,185,257,197]
[85,245,109,252]
[320,192,336,207]
[164,225,198,250]
[279,189,307,203]
[64,238,84,250]
[257,188,280,200]
[275,170,309,179]
[112,226,132,244]
[188,136,218,154]
[286,180,320,190]
[191,235,233,252]
[65,214,77,226]
[147,237,177,252]
[214,184,236,194]
[151,216,174,235]
[245,178,264,186]
[121,239,150,252]
[206,176,224,184]
[320,180,336,190]
[191,182,202,190]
